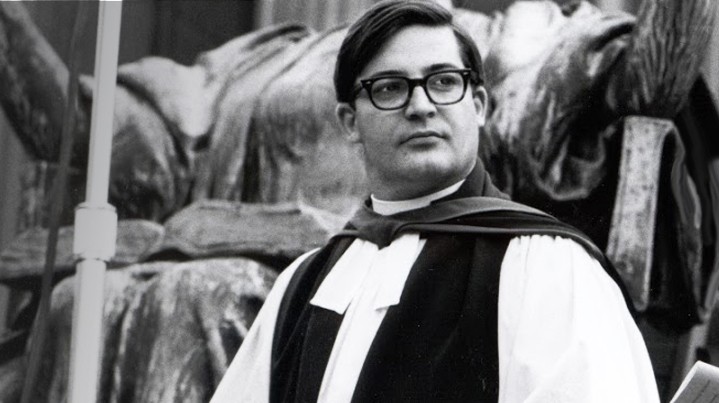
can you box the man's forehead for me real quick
[359,25,465,78]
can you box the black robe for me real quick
[270,166,628,402]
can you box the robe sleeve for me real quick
[497,235,660,403]
[210,249,318,403]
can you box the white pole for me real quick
[68,2,122,402]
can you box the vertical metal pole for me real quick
[68,2,122,402]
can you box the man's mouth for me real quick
[401,130,445,144]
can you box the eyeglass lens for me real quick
[369,71,466,109]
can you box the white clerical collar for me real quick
[370,179,465,216]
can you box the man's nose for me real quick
[405,85,437,118]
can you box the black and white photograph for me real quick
[0,0,717,402]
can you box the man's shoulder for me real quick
[338,195,599,254]
[399,196,606,263]
[405,197,588,240]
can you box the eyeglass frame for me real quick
[351,68,481,111]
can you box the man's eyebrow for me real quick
[425,62,464,73]
[364,63,465,79]
[364,69,406,79]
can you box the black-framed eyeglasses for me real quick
[353,69,477,110]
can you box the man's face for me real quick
[336,25,487,200]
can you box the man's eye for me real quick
[430,73,461,89]
[374,81,403,94]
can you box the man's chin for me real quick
[399,161,466,188]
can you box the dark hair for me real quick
[334,0,484,103]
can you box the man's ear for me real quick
[336,103,361,143]
[472,86,488,127]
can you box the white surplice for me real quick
[211,183,659,403]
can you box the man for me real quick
[212,1,659,402]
